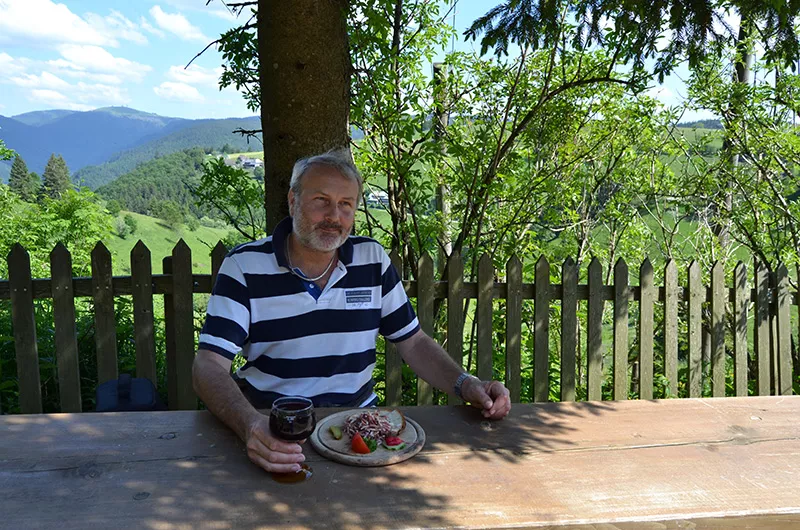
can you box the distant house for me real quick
[366,191,389,208]
[237,156,263,169]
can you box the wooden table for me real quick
[2,397,800,529]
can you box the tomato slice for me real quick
[384,436,404,446]
[351,432,371,454]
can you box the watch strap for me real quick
[454,372,472,400]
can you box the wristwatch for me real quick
[453,372,474,400]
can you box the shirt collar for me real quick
[272,216,354,268]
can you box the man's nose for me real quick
[323,202,344,220]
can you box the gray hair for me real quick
[290,150,363,206]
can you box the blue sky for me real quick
[0,0,705,121]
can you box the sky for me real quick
[0,0,706,121]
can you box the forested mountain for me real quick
[95,148,209,218]
[11,109,78,127]
[0,106,260,187]
[0,107,185,175]
[73,116,260,189]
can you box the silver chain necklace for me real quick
[285,239,336,282]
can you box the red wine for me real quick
[269,400,317,441]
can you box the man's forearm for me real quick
[192,351,261,441]
[397,332,465,395]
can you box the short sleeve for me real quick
[198,255,251,359]
[378,250,419,342]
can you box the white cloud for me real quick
[140,16,166,38]
[166,64,223,88]
[85,10,148,45]
[0,0,116,46]
[24,80,129,111]
[154,81,205,103]
[10,71,71,90]
[149,6,209,42]
[56,45,152,82]
[0,52,27,78]
[164,0,241,21]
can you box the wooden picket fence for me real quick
[0,240,796,415]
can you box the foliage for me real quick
[466,0,800,79]
[0,139,14,160]
[0,187,113,278]
[9,155,38,202]
[190,156,266,241]
[96,148,209,218]
[40,154,71,200]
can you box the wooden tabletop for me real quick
[2,397,800,529]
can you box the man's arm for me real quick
[393,329,511,419]
[192,349,305,472]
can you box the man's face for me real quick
[289,164,358,252]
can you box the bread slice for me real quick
[383,409,406,436]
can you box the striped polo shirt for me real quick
[198,216,420,407]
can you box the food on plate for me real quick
[382,436,406,451]
[351,432,372,454]
[339,409,408,454]
[383,409,406,436]
[329,425,343,440]
[343,409,405,443]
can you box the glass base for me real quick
[271,464,313,483]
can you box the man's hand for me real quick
[462,378,511,419]
[244,414,306,473]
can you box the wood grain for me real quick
[2,397,799,529]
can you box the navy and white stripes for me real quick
[198,217,420,407]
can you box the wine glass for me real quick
[268,396,316,483]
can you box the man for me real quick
[193,151,511,474]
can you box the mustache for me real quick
[315,221,343,232]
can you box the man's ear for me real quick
[287,189,295,214]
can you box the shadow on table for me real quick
[407,400,618,465]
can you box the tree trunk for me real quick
[258,0,351,232]
[715,16,753,250]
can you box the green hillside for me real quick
[95,148,208,218]
[74,116,261,189]
[105,211,230,275]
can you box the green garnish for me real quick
[329,425,343,440]
[364,437,378,452]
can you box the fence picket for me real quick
[477,254,493,383]
[754,262,770,396]
[711,261,726,397]
[587,258,603,401]
[415,253,434,405]
[638,259,654,400]
[733,262,748,396]
[8,244,42,414]
[560,258,577,402]
[687,262,702,398]
[384,251,403,406]
[613,259,629,401]
[171,240,196,410]
[775,264,792,395]
[91,242,117,385]
[162,256,177,408]
[50,243,81,412]
[534,256,550,402]
[664,261,678,397]
[131,241,157,387]
[447,251,464,404]
[211,241,227,289]
[505,255,522,402]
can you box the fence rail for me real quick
[1,240,796,414]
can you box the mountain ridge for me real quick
[0,106,260,186]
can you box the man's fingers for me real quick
[249,453,302,474]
